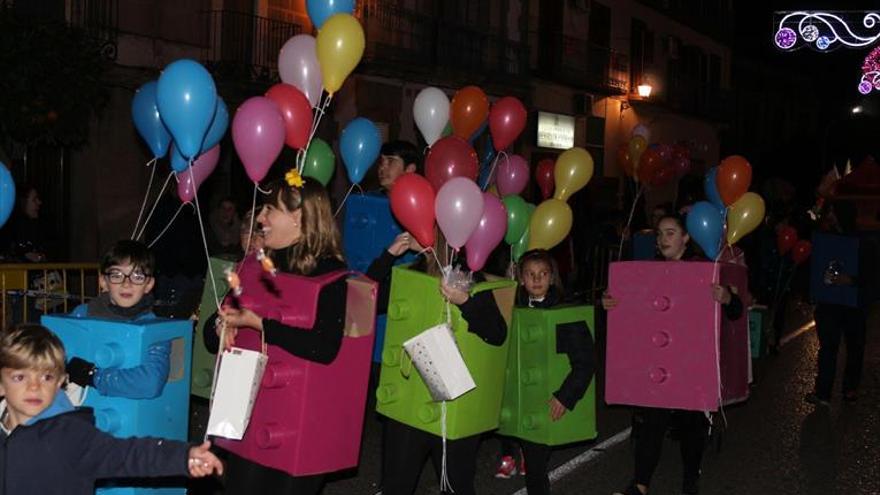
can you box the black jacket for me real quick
[0,405,189,495]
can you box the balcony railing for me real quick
[203,10,301,82]
[546,33,628,94]
[69,0,119,60]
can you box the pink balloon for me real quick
[495,154,529,196]
[435,177,484,249]
[176,144,220,203]
[232,97,285,183]
[278,35,323,108]
[465,193,508,271]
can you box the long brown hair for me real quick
[263,179,344,275]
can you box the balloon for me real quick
[316,13,364,95]
[477,135,496,189]
[717,155,752,206]
[489,96,527,151]
[201,98,229,153]
[502,195,530,245]
[495,154,529,196]
[776,225,798,255]
[425,136,478,190]
[450,86,489,141]
[278,35,323,107]
[170,143,189,173]
[306,0,355,29]
[651,164,675,188]
[390,173,436,249]
[791,240,812,265]
[686,201,724,259]
[654,143,673,163]
[512,225,531,262]
[157,59,217,159]
[628,136,647,174]
[131,81,171,159]
[671,155,691,177]
[704,167,725,209]
[232,96,285,183]
[435,177,484,249]
[726,192,765,245]
[340,117,381,184]
[265,84,312,149]
[616,143,634,177]
[554,147,594,201]
[535,158,555,199]
[632,123,651,141]
[465,193,508,271]
[176,144,220,203]
[528,199,573,250]
[302,138,335,186]
[414,87,450,147]
[0,162,14,228]
[469,119,488,144]
[637,147,664,184]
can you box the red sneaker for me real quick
[494,456,518,479]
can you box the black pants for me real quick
[382,418,481,495]
[632,407,709,491]
[498,435,552,495]
[221,451,324,495]
[814,304,866,399]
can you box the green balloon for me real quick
[512,226,530,261]
[502,195,529,245]
[302,138,335,186]
[441,121,453,138]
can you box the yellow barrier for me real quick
[1,263,100,327]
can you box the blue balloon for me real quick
[131,81,171,159]
[686,201,724,259]
[306,0,355,29]
[201,98,228,153]
[704,167,725,209]
[477,135,496,189]
[157,59,217,160]
[469,119,488,145]
[0,162,15,229]
[170,143,189,173]
[340,117,381,184]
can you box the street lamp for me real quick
[637,83,653,98]
[852,105,863,114]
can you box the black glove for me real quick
[66,357,96,387]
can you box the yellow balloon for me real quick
[316,14,365,95]
[726,192,765,245]
[629,136,647,178]
[553,147,594,201]
[528,199,573,250]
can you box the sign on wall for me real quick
[537,111,575,150]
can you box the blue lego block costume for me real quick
[342,193,414,362]
[810,232,859,307]
[42,314,193,495]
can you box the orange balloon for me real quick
[717,155,752,206]
[450,86,489,140]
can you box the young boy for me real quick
[0,324,222,494]
[65,240,169,398]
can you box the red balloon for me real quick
[489,96,527,151]
[425,136,478,190]
[265,83,312,149]
[389,173,436,249]
[671,156,692,177]
[672,144,690,160]
[450,86,489,140]
[616,143,634,177]
[651,164,675,187]
[791,239,812,265]
[536,158,555,199]
[717,155,752,206]
[776,225,798,255]
[638,148,664,184]
[655,143,673,163]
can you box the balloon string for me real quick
[136,170,175,241]
[241,184,259,261]
[301,94,334,173]
[147,202,191,249]
[188,161,222,310]
[482,152,505,192]
[295,148,306,175]
[617,183,644,261]
[256,184,271,194]
[333,183,363,217]
[131,157,158,240]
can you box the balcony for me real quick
[542,33,628,95]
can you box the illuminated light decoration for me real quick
[859,45,880,94]
[774,11,880,51]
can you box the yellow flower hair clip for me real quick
[285,168,305,188]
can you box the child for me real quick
[496,249,596,495]
[604,213,742,495]
[65,240,169,399]
[0,324,222,494]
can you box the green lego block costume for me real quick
[375,265,516,439]
[191,257,235,399]
[498,305,597,446]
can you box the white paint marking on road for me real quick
[779,320,816,347]
[510,427,632,495]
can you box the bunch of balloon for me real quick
[528,147,593,252]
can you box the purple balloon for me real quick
[278,35,323,108]
[465,193,508,271]
[176,144,220,203]
[232,97,285,183]
[435,177,484,250]
[495,154,529,196]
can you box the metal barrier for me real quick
[1,263,100,327]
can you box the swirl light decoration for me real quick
[774,11,880,51]
[859,46,880,94]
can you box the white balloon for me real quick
[632,123,651,142]
[414,87,450,147]
[278,35,323,108]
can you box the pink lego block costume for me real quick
[605,261,749,412]
[214,256,377,476]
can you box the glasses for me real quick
[103,270,150,285]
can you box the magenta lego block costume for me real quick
[605,261,749,411]
[214,257,377,476]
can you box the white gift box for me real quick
[403,323,476,401]
[206,346,268,439]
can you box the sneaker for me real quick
[805,392,830,407]
[494,456,518,479]
[519,455,526,477]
